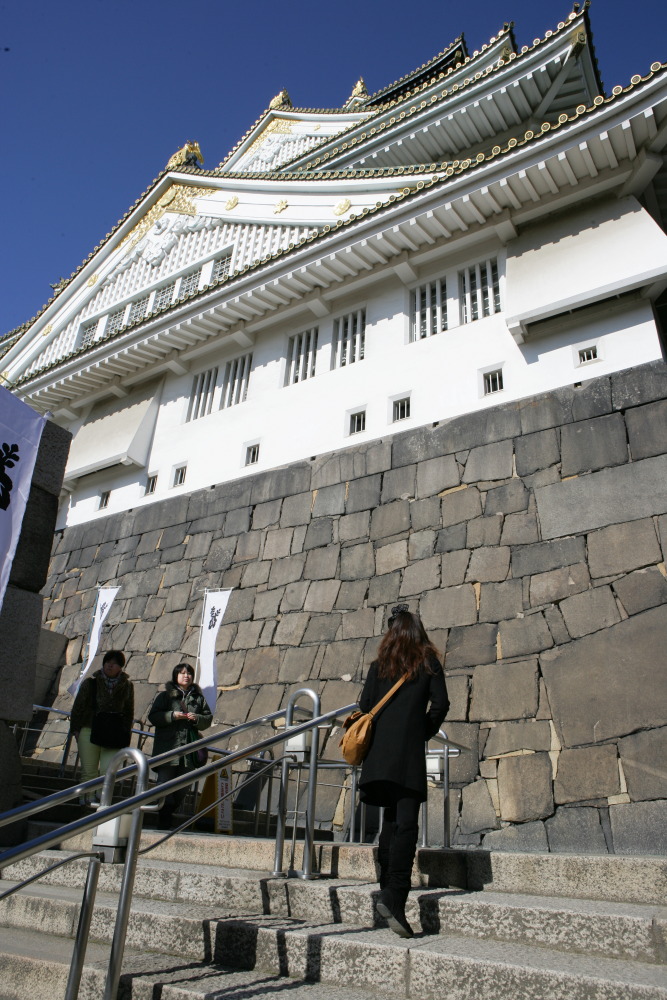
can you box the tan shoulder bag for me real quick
[339,675,407,766]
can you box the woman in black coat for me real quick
[358,605,449,937]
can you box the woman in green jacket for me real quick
[148,663,213,829]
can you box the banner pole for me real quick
[195,588,208,686]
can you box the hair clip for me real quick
[388,603,410,624]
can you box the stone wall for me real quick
[39,361,667,855]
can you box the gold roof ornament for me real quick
[345,77,369,109]
[269,89,292,110]
[166,141,204,170]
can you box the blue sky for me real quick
[2,0,666,335]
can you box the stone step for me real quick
[51,827,667,904]
[2,861,666,966]
[0,885,666,1000]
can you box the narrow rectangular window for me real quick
[145,474,158,496]
[173,465,187,487]
[212,254,232,283]
[349,410,366,435]
[332,309,366,368]
[154,281,176,311]
[81,321,98,349]
[285,328,318,385]
[128,295,149,324]
[245,444,260,466]
[483,369,504,395]
[410,278,447,341]
[106,308,125,337]
[99,490,110,510]
[221,352,252,408]
[578,346,598,364]
[180,268,202,297]
[459,258,500,325]
[393,397,411,422]
[186,367,218,422]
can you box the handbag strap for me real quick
[368,674,407,719]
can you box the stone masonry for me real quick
[38,360,667,855]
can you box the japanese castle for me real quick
[3,4,667,529]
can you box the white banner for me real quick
[68,586,120,695]
[198,588,232,717]
[0,387,46,615]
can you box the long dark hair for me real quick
[376,609,439,681]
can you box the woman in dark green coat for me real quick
[148,663,213,829]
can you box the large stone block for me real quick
[483,720,551,757]
[340,542,375,581]
[497,752,554,822]
[303,518,333,551]
[560,586,621,638]
[304,544,340,580]
[341,609,375,639]
[370,500,410,540]
[535,455,667,539]
[498,613,553,658]
[511,537,586,579]
[312,483,346,517]
[611,360,667,410]
[252,499,282,529]
[441,721,479,783]
[263,527,294,560]
[514,428,560,477]
[545,807,608,854]
[478,580,523,623]
[279,646,319,683]
[484,480,529,516]
[416,455,459,499]
[436,523,468,552]
[618,727,667,801]
[345,475,381,514]
[368,573,400,607]
[409,529,436,561]
[466,515,502,548]
[444,674,469,721]
[381,464,416,503]
[400,556,440,596]
[482,821,548,853]
[267,554,306,589]
[441,550,470,587]
[560,413,628,476]
[626,399,667,461]
[249,464,311,504]
[587,518,662,579]
[411,497,442,531]
[302,613,341,643]
[339,511,370,543]
[518,386,572,434]
[609,801,667,856]
[375,539,408,575]
[540,605,667,747]
[501,512,539,545]
[466,546,510,583]
[420,585,477,630]
[273,613,310,646]
[280,492,312,527]
[460,779,499,834]
[445,623,497,669]
[304,580,341,613]
[613,567,667,616]
[436,404,521,454]
[243,646,281,685]
[470,659,539,722]
[529,564,590,606]
[203,536,237,573]
[280,581,309,612]
[463,441,514,483]
[149,610,190,653]
[222,588,256,624]
[320,639,365,679]
[336,580,370,610]
[554,745,620,804]
[441,487,482,528]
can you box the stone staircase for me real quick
[0,830,666,999]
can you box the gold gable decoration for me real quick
[166,141,205,170]
[344,77,369,110]
[120,184,217,252]
[269,89,292,110]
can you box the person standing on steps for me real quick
[70,650,134,804]
[148,663,213,830]
[358,604,449,938]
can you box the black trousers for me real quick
[377,794,421,904]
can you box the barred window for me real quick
[180,268,201,297]
[332,309,366,368]
[173,465,187,487]
[393,397,411,422]
[106,308,125,336]
[212,254,232,283]
[349,410,366,435]
[410,278,447,341]
[459,258,501,324]
[186,367,218,422]
[221,352,252,408]
[285,328,318,385]
[99,490,110,510]
[81,321,98,349]
[154,281,176,310]
[245,444,260,466]
[578,346,598,364]
[145,474,158,495]
[483,369,504,395]
[128,295,149,324]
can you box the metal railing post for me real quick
[443,740,451,849]
[102,747,149,1000]
[64,853,101,1000]
[272,688,319,878]
[349,766,358,843]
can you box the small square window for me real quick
[145,475,158,496]
[99,491,110,510]
[483,370,504,395]
[246,444,260,466]
[393,397,411,422]
[173,465,187,487]
[349,410,366,435]
[578,346,598,364]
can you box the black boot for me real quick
[376,888,414,938]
